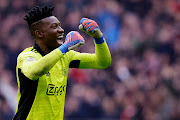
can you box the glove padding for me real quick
[79,18,103,38]
[65,31,85,50]
[59,31,85,54]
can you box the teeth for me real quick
[57,35,63,39]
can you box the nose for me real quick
[57,26,64,33]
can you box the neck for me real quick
[35,39,50,54]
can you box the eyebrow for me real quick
[50,22,61,26]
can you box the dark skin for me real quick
[30,16,64,54]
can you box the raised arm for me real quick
[19,48,63,80]
[70,18,111,69]
[19,31,85,80]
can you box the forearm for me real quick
[22,48,63,80]
[94,38,111,68]
[79,38,111,69]
[78,18,111,68]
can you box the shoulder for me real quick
[61,50,80,63]
[17,46,42,61]
[66,50,79,56]
[64,50,80,59]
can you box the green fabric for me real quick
[15,40,111,120]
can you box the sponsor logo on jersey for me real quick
[46,84,66,95]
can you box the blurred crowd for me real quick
[0,0,180,120]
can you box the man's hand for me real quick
[79,18,103,38]
[64,31,85,50]
[59,31,85,54]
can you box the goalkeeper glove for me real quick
[79,18,104,44]
[58,31,85,54]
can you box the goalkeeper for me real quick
[13,6,111,120]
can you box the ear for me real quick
[35,30,43,38]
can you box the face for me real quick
[39,16,64,50]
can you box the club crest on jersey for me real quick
[62,68,66,76]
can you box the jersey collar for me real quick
[33,43,46,56]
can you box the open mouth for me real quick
[56,35,64,44]
[57,35,63,40]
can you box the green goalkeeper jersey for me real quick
[13,41,111,120]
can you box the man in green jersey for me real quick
[13,6,111,120]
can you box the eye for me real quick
[51,23,61,29]
[52,24,58,29]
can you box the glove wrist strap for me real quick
[58,44,68,55]
[94,36,104,44]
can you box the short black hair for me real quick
[24,6,54,28]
